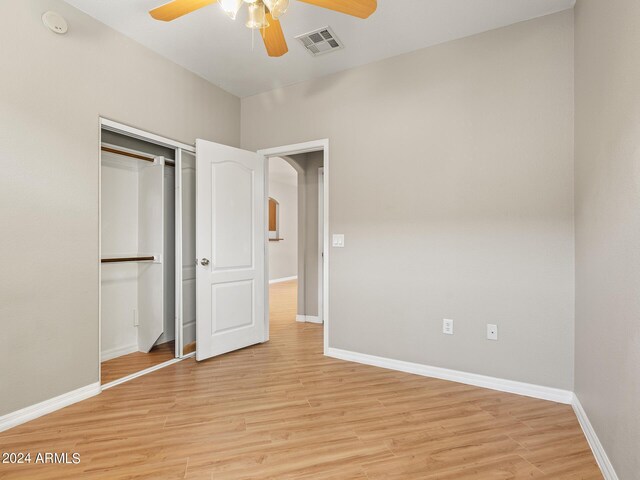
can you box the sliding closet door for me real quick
[175,149,184,357]
[174,149,197,357]
[137,159,165,352]
[181,150,197,355]
[195,140,265,361]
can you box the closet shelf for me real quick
[101,146,175,167]
[101,256,156,264]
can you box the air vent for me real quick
[295,27,344,57]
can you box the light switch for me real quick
[332,234,345,248]
[443,319,454,335]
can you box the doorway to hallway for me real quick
[260,140,330,352]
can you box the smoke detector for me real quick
[295,27,343,57]
[42,11,68,35]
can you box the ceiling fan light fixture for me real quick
[148,0,377,57]
[219,0,243,19]
[246,2,269,29]
[263,0,289,19]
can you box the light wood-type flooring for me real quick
[0,281,601,479]
[101,341,176,385]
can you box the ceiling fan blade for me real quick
[261,14,288,57]
[297,0,376,19]
[150,0,218,21]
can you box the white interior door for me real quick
[195,140,265,361]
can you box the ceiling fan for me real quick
[149,0,377,57]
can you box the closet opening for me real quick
[99,119,196,387]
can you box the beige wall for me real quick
[286,152,324,317]
[301,151,324,318]
[242,11,575,389]
[268,158,298,281]
[0,0,239,415]
[574,0,640,477]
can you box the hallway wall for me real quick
[268,157,298,281]
[286,152,324,318]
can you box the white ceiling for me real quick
[64,0,575,97]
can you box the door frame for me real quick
[257,140,330,353]
[318,166,324,324]
[98,117,196,389]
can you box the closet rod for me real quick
[101,146,175,167]
[101,256,155,264]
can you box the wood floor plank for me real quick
[100,341,175,385]
[0,281,602,479]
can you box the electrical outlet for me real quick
[443,318,454,335]
[332,234,345,248]
[487,324,498,340]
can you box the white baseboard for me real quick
[296,315,322,324]
[102,356,185,390]
[325,347,574,405]
[270,275,298,284]
[572,395,619,480]
[0,382,101,433]
[101,343,138,362]
[0,352,614,480]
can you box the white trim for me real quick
[269,275,298,284]
[100,343,138,362]
[296,315,322,324]
[0,383,101,433]
[572,395,619,480]
[258,139,329,352]
[0,351,193,433]
[101,354,191,390]
[175,148,184,358]
[318,166,324,323]
[261,151,271,343]
[98,125,103,387]
[321,146,328,351]
[258,140,329,158]
[100,118,196,153]
[326,347,574,405]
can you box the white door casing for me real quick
[257,139,329,353]
[195,140,266,361]
[318,167,324,323]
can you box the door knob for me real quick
[200,258,210,266]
